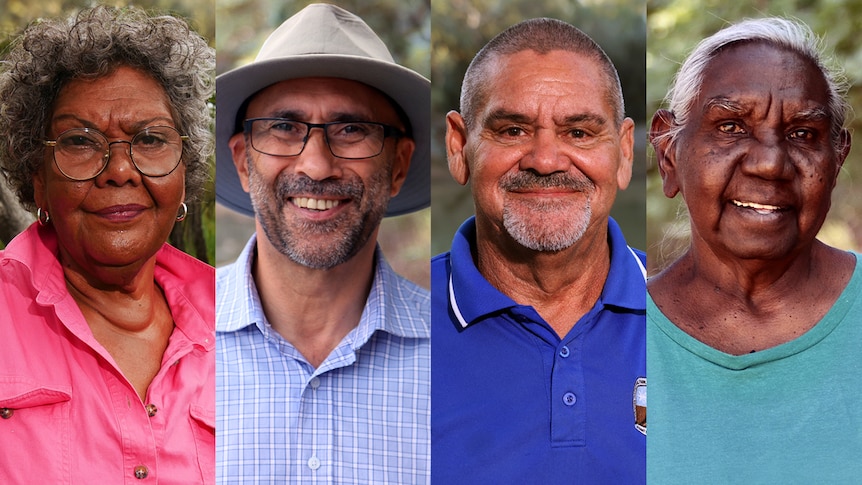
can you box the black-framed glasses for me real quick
[244,118,404,159]
[43,126,188,181]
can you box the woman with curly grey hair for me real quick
[0,5,215,483]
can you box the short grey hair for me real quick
[661,17,849,150]
[460,17,625,131]
[0,5,214,211]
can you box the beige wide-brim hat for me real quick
[216,3,430,218]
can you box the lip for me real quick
[93,204,147,222]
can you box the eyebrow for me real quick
[704,97,830,123]
[483,109,607,127]
[562,113,607,126]
[51,114,175,131]
[703,97,747,115]
[792,107,829,123]
[483,109,534,127]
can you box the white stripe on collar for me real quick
[628,246,647,281]
[448,273,470,329]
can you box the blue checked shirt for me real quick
[216,235,430,484]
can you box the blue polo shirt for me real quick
[431,216,646,484]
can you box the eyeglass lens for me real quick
[249,119,388,159]
[52,127,184,180]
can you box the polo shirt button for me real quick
[133,465,149,479]
[309,377,321,389]
[0,408,13,419]
[308,455,321,470]
[562,392,577,406]
[559,346,570,358]
[146,404,158,417]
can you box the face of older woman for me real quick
[662,42,849,262]
[33,65,185,277]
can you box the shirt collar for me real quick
[217,233,429,344]
[448,216,646,329]
[4,223,215,350]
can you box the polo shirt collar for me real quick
[448,216,645,329]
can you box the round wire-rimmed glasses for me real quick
[244,118,404,159]
[43,126,188,181]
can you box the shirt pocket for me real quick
[0,378,72,485]
[189,403,215,485]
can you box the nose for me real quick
[518,129,572,175]
[294,127,341,181]
[96,140,142,186]
[741,134,793,180]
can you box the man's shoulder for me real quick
[383,266,430,323]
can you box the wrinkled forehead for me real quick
[478,50,616,122]
[695,41,830,114]
[242,77,406,127]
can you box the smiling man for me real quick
[431,18,646,483]
[214,4,430,483]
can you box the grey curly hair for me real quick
[0,5,214,211]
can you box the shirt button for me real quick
[309,377,321,389]
[133,465,149,479]
[307,456,321,470]
[145,404,158,417]
[559,346,570,358]
[562,392,577,406]
[0,408,13,419]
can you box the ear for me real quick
[616,117,635,190]
[445,110,470,185]
[228,132,251,192]
[837,128,851,169]
[389,137,414,197]
[650,109,680,198]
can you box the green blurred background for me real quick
[647,0,862,274]
[431,0,647,257]
[214,0,431,288]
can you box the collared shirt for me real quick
[0,223,215,484]
[216,234,430,484]
[431,216,646,484]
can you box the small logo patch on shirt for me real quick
[633,377,646,435]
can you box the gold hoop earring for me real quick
[176,202,188,222]
[37,207,51,225]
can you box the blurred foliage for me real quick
[647,0,862,274]
[0,0,216,263]
[431,0,647,256]
[214,0,431,287]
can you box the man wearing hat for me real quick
[215,4,430,483]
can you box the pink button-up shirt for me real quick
[0,224,214,484]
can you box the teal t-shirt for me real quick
[647,254,862,484]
